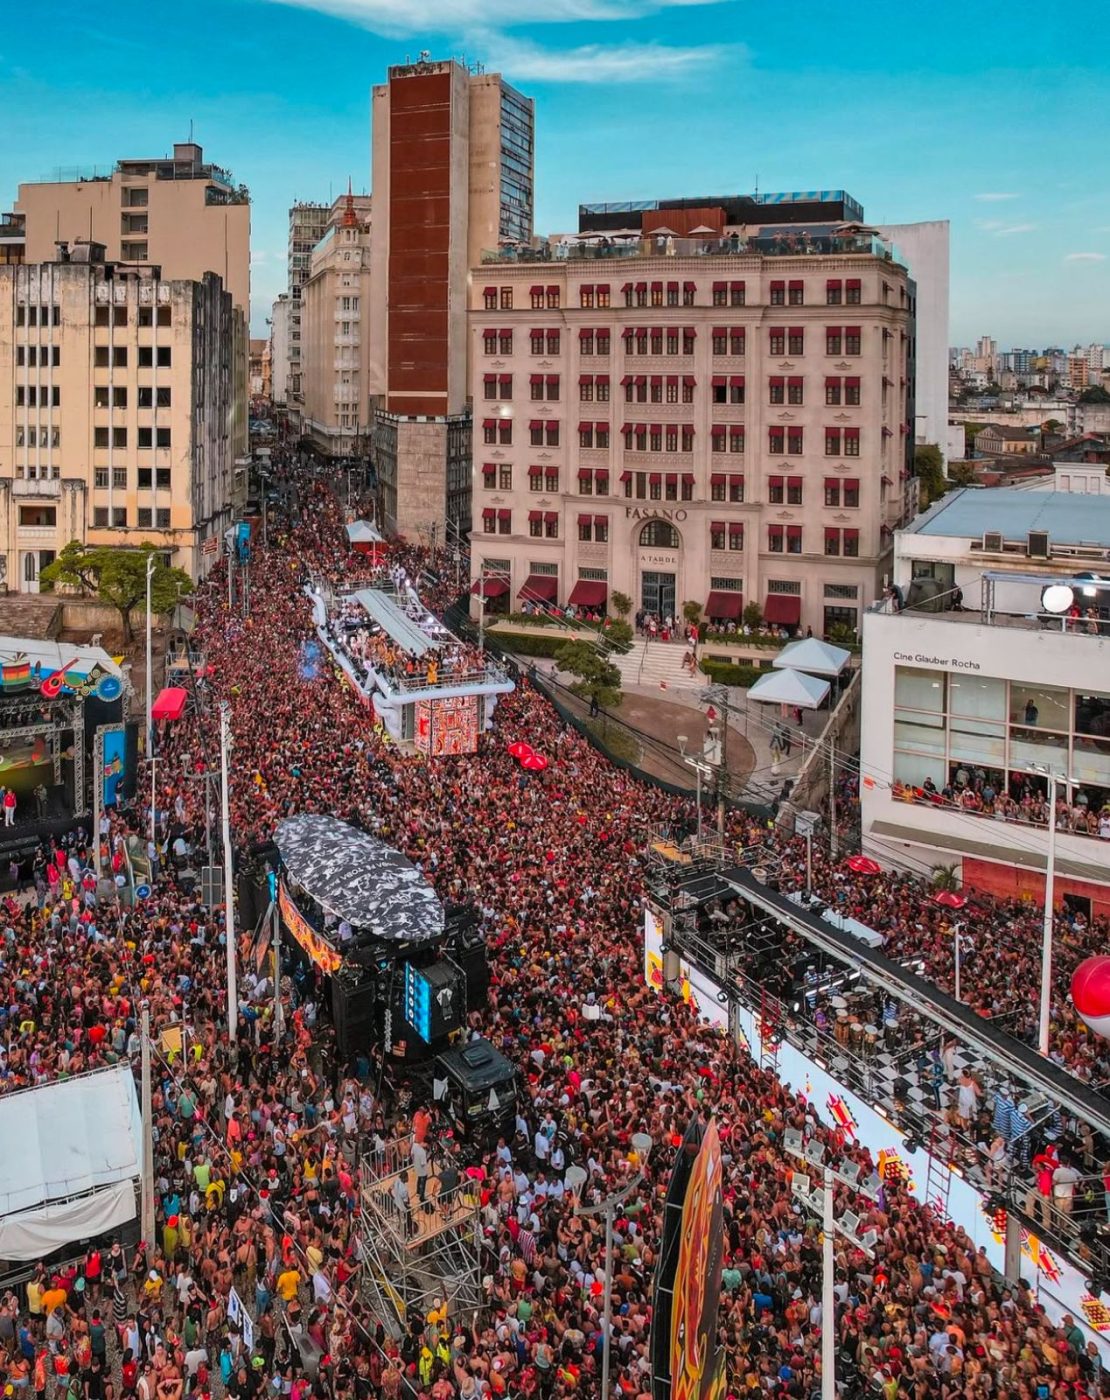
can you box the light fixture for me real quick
[1076,571,1103,599]
[1041,583,1074,614]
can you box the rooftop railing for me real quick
[481,232,902,266]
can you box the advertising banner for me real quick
[278,881,342,975]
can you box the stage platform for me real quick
[361,1168,476,1251]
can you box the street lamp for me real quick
[145,552,156,842]
[783,1128,880,1400]
[574,1173,644,1400]
[677,736,714,845]
[1026,762,1071,1057]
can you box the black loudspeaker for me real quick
[451,939,490,1010]
[331,975,378,1061]
[236,872,267,931]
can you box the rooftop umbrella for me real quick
[844,854,881,875]
[933,890,967,909]
[520,752,549,772]
[507,741,534,759]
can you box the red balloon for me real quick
[1071,956,1110,1038]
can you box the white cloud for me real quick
[1064,252,1107,263]
[268,0,726,33]
[482,32,735,82]
[973,191,1020,202]
[994,223,1036,236]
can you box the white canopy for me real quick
[0,1064,142,1259]
[772,637,852,678]
[345,520,383,544]
[747,667,830,709]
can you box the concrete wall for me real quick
[874,221,949,452]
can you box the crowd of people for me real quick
[891,773,1110,842]
[0,452,1109,1400]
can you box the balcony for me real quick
[12,477,61,498]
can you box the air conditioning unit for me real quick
[1028,531,1051,559]
[982,531,1003,552]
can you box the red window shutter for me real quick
[712,375,727,387]
[481,463,496,477]
[712,281,726,293]
[769,376,784,388]
[788,280,803,292]
[529,374,543,384]
[787,475,803,489]
[844,325,861,336]
[845,427,860,441]
[770,280,785,292]
[844,477,860,492]
[787,376,802,388]
[730,375,745,388]
[786,525,802,542]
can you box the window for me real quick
[544,512,559,538]
[787,428,804,455]
[138,427,153,449]
[786,476,803,505]
[531,286,545,310]
[786,525,802,554]
[156,509,171,529]
[843,528,859,557]
[93,508,109,527]
[112,507,128,528]
[844,428,860,457]
[712,281,727,307]
[787,328,804,356]
[597,376,610,403]
[843,478,859,508]
[825,428,842,456]
[157,306,171,327]
[846,278,862,305]
[500,288,513,310]
[578,514,592,542]
[545,375,560,401]
[712,328,727,356]
[827,279,842,305]
[580,423,595,449]
[824,478,841,507]
[530,375,544,402]
[580,377,594,403]
[94,427,128,449]
[729,377,745,404]
[825,527,841,556]
[682,329,696,355]
[546,330,559,355]
[483,330,498,355]
[138,347,152,367]
[666,281,679,306]
[770,280,786,306]
[498,510,512,535]
[19,505,56,528]
[137,508,153,528]
[844,326,861,355]
[710,522,726,550]
[546,422,559,446]
[788,280,804,306]
[787,377,803,405]
[95,346,109,368]
[530,511,544,539]
[730,328,745,356]
[596,331,610,356]
[597,284,611,308]
[113,346,127,367]
[595,516,609,543]
[650,281,663,308]
[769,377,784,405]
[639,520,680,549]
[580,330,595,357]
[580,286,595,309]
[768,474,784,504]
[498,465,512,491]
[499,374,512,400]
[545,468,559,493]
[138,386,171,408]
[729,427,744,456]
[526,465,542,491]
[768,525,784,553]
[484,375,497,401]
[826,328,842,356]
[844,376,861,406]
[825,377,842,406]
[596,423,609,449]
[730,281,745,306]
[769,428,784,456]
[545,286,559,310]
[769,328,785,356]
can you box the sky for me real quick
[2,0,1108,346]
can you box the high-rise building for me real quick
[1086,343,1106,374]
[368,58,535,540]
[469,211,913,638]
[871,221,948,451]
[13,142,250,457]
[286,202,330,426]
[0,244,235,591]
[270,293,290,408]
[301,189,373,458]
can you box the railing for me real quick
[12,478,61,497]
[481,233,901,266]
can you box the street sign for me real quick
[134,884,151,900]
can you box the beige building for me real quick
[368,60,534,541]
[300,190,373,457]
[468,237,913,637]
[14,142,250,457]
[0,244,235,591]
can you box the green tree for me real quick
[41,541,194,643]
[682,600,703,626]
[963,422,987,449]
[915,443,946,505]
[742,601,764,632]
[610,590,632,620]
[1079,386,1110,404]
[553,640,623,710]
[1043,419,1065,433]
[602,619,633,654]
[947,461,977,487]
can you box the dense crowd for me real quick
[0,455,1108,1400]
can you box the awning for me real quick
[151,686,188,722]
[567,580,608,608]
[471,576,510,598]
[705,591,743,620]
[518,575,557,602]
[763,594,802,626]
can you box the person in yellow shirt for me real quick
[41,1286,66,1316]
[276,1267,301,1303]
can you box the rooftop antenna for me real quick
[189,118,194,142]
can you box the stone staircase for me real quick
[612,638,695,690]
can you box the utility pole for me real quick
[219,702,238,1042]
[140,1003,155,1246]
[717,689,729,839]
[1039,768,1058,1057]
[272,899,284,1045]
[574,1174,643,1400]
[828,735,838,859]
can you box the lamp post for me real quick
[145,552,156,842]
[784,1130,879,1400]
[219,701,238,1043]
[574,1173,643,1400]
[1027,763,1068,1057]
[682,754,715,844]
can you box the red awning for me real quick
[518,574,557,602]
[528,510,542,522]
[151,686,188,722]
[763,594,802,625]
[471,577,509,598]
[578,513,593,525]
[567,580,608,608]
[704,591,743,620]
[595,467,609,479]
[579,327,594,339]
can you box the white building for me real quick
[270,293,290,408]
[873,221,949,453]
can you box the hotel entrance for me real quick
[641,571,676,619]
[636,519,683,621]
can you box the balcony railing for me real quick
[12,478,61,498]
[481,232,903,266]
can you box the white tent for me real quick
[747,667,830,710]
[0,1064,142,1260]
[772,637,852,678]
[345,520,383,545]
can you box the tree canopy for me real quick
[553,640,623,710]
[41,541,194,641]
[914,443,947,505]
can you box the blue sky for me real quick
[2,0,1108,346]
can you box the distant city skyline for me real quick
[1,0,1107,342]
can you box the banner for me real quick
[651,1119,726,1400]
[101,725,126,808]
[278,881,342,975]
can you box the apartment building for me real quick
[369,59,534,541]
[300,190,373,457]
[270,293,290,408]
[469,230,913,637]
[14,142,250,457]
[0,245,234,591]
[286,202,330,425]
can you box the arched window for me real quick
[639,520,680,549]
[23,553,37,583]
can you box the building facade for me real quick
[300,191,373,458]
[270,293,290,408]
[872,221,948,453]
[368,59,534,539]
[468,238,913,636]
[286,202,331,426]
[0,246,234,590]
[13,142,249,458]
